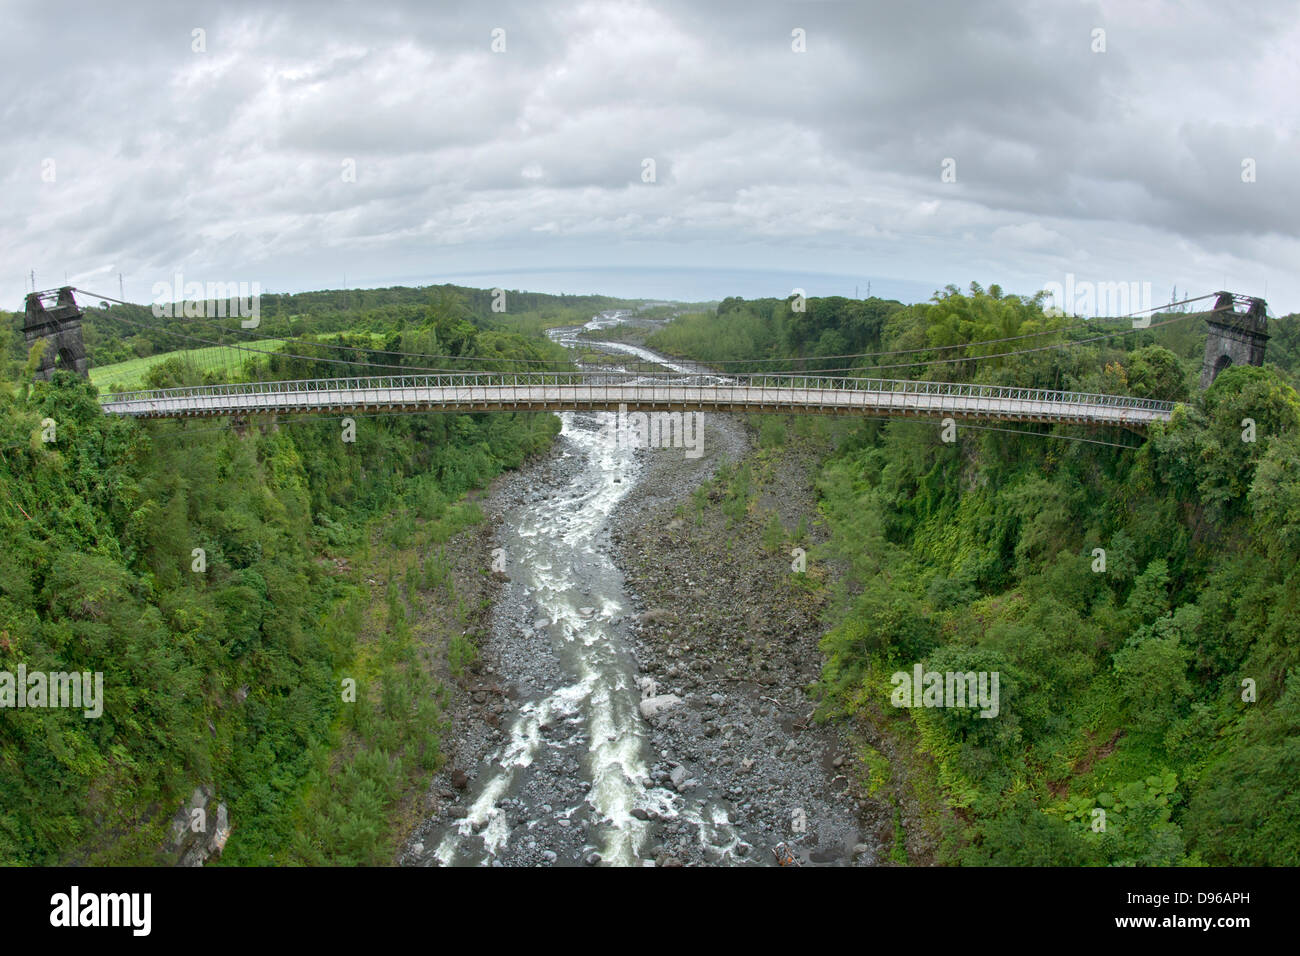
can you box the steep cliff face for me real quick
[164,786,231,866]
[0,370,560,866]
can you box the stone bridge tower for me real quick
[22,287,89,381]
[1199,292,1268,389]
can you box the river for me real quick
[412,309,872,867]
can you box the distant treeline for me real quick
[648,283,1300,398]
[0,287,572,864]
[657,284,1300,866]
[4,283,633,379]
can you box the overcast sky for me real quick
[3,0,1297,313]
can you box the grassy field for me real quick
[90,342,286,391]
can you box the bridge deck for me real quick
[98,373,1176,427]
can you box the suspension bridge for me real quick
[18,287,1272,433]
[94,371,1177,427]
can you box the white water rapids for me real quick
[431,311,747,866]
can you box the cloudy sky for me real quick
[3,0,1297,313]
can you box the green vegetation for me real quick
[5,277,1297,867]
[89,341,288,391]
[6,284,633,391]
[653,284,1300,866]
[648,294,904,372]
[0,288,564,865]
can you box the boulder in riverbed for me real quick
[639,694,683,721]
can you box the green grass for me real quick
[90,342,286,391]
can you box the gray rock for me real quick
[640,694,683,721]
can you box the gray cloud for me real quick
[2,0,1297,313]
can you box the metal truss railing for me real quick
[100,371,1177,417]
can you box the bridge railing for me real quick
[101,371,1178,414]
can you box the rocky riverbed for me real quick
[609,413,893,866]
[402,318,891,867]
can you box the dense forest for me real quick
[652,286,1300,865]
[5,280,1297,867]
[0,288,576,864]
[11,283,626,376]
